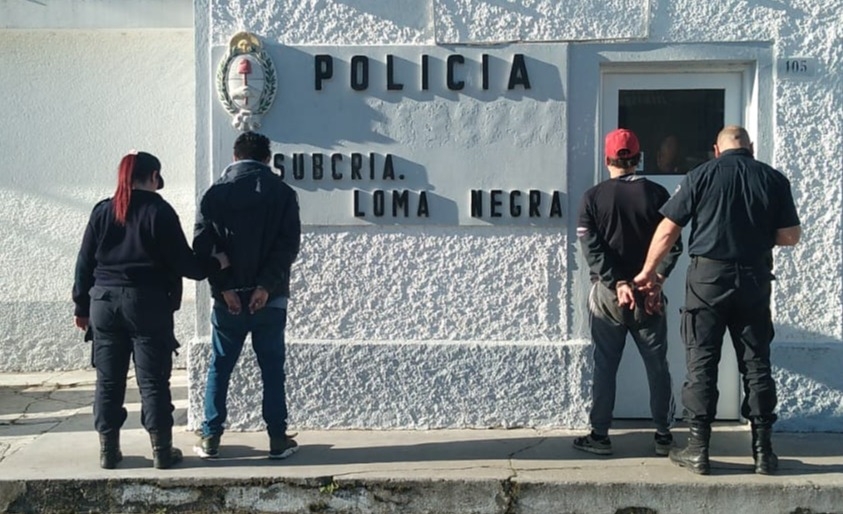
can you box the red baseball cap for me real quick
[605,128,640,158]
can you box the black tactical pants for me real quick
[680,257,778,426]
[89,285,178,436]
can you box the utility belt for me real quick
[690,255,775,279]
[691,255,770,267]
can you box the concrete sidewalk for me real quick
[0,371,841,513]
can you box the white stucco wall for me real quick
[191,0,842,432]
[1,0,840,432]
[0,28,196,369]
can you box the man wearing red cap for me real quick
[573,128,682,456]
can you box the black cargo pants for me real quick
[89,285,178,436]
[680,257,778,426]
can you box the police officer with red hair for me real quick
[73,151,228,470]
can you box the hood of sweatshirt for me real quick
[215,160,272,211]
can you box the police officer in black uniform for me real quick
[73,151,228,469]
[635,126,801,475]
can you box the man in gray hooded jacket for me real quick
[193,131,301,460]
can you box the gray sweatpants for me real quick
[587,282,675,436]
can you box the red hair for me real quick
[113,154,136,225]
[112,151,161,225]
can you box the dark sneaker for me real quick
[269,433,299,460]
[193,433,221,459]
[572,432,612,455]
[655,431,673,456]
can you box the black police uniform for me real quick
[660,148,800,426]
[73,190,219,437]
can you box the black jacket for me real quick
[194,160,301,302]
[72,190,220,317]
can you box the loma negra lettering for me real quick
[353,190,430,218]
[470,190,563,218]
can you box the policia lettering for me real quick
[277,54,548,220]
[274,152,562,219]
[314,54,532,92]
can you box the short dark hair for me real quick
[233,131,271,162]
[607,152,641,169]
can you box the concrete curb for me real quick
[3,477,843,514]
[3,371,843,514]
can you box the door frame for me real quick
[599,68,747,420]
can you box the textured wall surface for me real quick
[1,0,840,432]
[287,229,567,341]
[188,339,591,430]
[774,344,843,432]
[195,0,842,431]
[0,0,193,29]
[209,0,434,45]
[0,30,197,370]
[206,0,649,45]
[434,0,648,43]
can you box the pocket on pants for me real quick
[89,288,116,332]
[680,307,694,347]
[90,286,111,302]
[692,266,724,285]
[680,307,719,351]
[126,290,172,334]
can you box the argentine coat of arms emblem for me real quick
[216,32,277,131]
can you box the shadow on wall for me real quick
[771,328,843,432]
[258,46,563,227]
[473,0,542,22]
[263,45,393,148]
[263,45,564,149]
[648,0,807,32]
[333,0,430,34]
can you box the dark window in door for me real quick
[618,89,725,174]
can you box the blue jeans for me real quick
[201,299,289,438]
[588,282,675,436]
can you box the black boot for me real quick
[669,423,711,475]
[752,424,778,475]
[99,432,123,469]
[149,431,183,469]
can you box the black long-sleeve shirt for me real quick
[577,174,682,288]
[73,190,219,317]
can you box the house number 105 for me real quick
[778,57,818,80]
[785,59,808,73]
